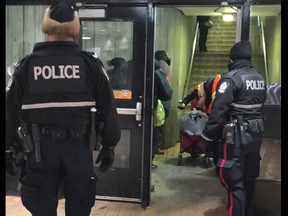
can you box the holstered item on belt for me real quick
[222,122,236,144]
[236,116,247,145]
[90,107,97,151]
[257,119,264,131]
[31,124,42,163]
[70,127,87,138]
[246,119,264,133]
[17,123,34,153]
[41,127,86,139]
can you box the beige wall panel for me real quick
[23,6,36,54]
[155,7,195,149]
[263,15,281,84]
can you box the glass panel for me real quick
[6,5,47,84]
[81,21,134,99]
[93,129,131,169]
[113,129,131,169]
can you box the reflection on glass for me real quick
[81,21,134,99]
[93,129,131,169]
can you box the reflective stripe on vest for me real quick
[231,103,262,109]
[194,82,206,109]
[21,101,96,110]
[207,74,221,113]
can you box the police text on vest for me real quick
[246,80,265,90]
[34,65,80,80]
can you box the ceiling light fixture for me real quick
[222,14,235,22]
[214,1,238,14]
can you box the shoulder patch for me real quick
[6,77,13,92]
[218,81,230,94]
[6,56,29,77]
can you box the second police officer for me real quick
[201,41,266,216]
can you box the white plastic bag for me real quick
[179,110,208,135]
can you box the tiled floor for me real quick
[6,138,281,216]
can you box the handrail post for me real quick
[182,22,198,99]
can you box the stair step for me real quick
[193,64,228,70]
[187,15,264,95]
[208,35,236,40]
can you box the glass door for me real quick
[78,4,148,203]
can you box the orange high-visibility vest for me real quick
[206,74,221,113]
[190,81,206,110]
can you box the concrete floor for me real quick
[6,138,281,216]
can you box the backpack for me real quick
[154,100,165,127]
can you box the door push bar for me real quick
[117,102,142,121]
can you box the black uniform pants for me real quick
[216,131,263,216]
[20,135,97,216]
[152,125,164,160]
[199,25,209,52]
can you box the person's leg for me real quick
[155,125,165,155]
[202,28,209,52]
[209,139,220,175]
[199,27,205,52]
[218,139,245,216]
[223,160,245,216]
[152,126,162,159]
[20,137,61,216]
[243,133,262,216]
[244,152,261,216]
[62,136,96,216]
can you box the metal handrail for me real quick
[259,17,270,85]
[182,22,199,99]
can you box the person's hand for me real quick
[95,147,115,173]
[6,149,16,177]
[177,100,186,110]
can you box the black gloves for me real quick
[95,147,115,172]
[6,149,16,177]
[6,143,26,177]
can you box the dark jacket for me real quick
[6,41,121,149]
[155,58,173,119]
[202,59,266,140]
[154,66,173,112]
[197,16,210,29]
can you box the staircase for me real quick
[188,16,237,91]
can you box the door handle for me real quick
[117,102,142,121]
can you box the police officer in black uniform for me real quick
[201,41,266,216]
[6,3,121,216]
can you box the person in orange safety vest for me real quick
[177,74,221,173]
[178,74,221,114]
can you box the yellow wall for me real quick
[263,15,281,84]
[154,7,196,148]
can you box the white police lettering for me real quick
[246,80,265,90]
[33,65,80,80]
